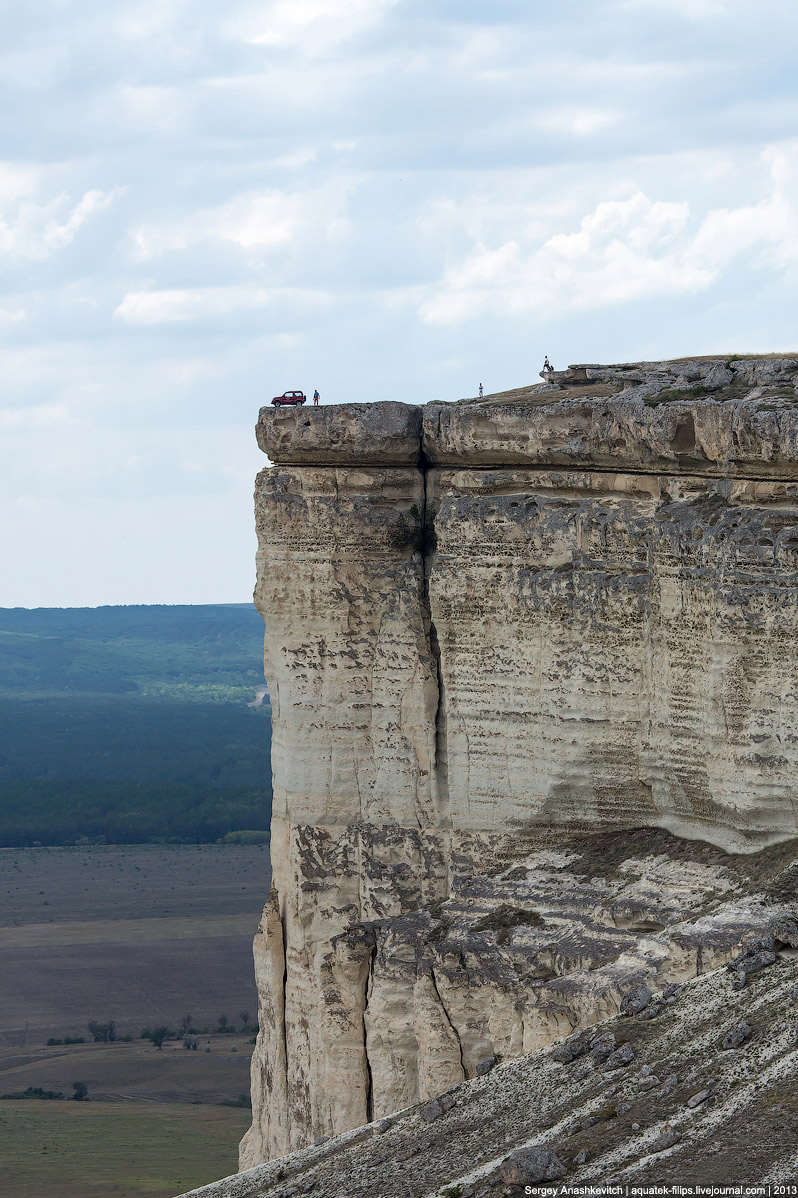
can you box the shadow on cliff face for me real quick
[561,825,798,891]
[504,822,798,895]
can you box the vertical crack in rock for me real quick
[249,429,450,1159]
[420,452,450,843]
[363,939,376,1124]
[429,965,466,1081]
[279,905,290,1124]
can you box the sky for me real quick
[3,0,798,607]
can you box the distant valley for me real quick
[0,606,273,1193]
[0,604,272,846]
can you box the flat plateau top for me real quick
[257,356,798,479]
[455,354,798,405]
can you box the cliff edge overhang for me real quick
[257,355,798,478]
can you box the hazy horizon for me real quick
[0,600,255,610]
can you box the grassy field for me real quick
[0,1099,250,1197]
[0,603,273,1193]
[0,845,270,1045]
[0,843,271,925]
[0,844,269,1195]
[0,1033,255,1105]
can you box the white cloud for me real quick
[537,107,621,137]
[614,0,728,16]
[0,43,69,90]
[112,0,192,42]
[226,0,399,54]
[0,186,124,260]
[0,303,26,325]
[420,152,798,324]
[114,286,257,323]
[0,402,64,430]
[5,0,798,603]
[115,84,189,133]
[0,162,37,204]
[113,283,328,324]
[131,191,304,258]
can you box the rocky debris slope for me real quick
[243,357,798,1166]
[181,875,798,1197]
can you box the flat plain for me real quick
[0,843,272,1194]
[0,844,270,1043]
[0,1099,251,1197]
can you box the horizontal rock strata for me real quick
[256,401,422,465]
[245,460,445,1164]
[423,357,798,476]
[243,356,798,1170]
[428,467,798,847]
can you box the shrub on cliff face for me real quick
[427,918,451,944]
[387,504,438,556]
[388,511,422,551]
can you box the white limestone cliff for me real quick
[243,357,798,1168]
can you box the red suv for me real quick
[271,390,306,406]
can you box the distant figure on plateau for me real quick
[313,389,320,405]
[479,382,484,397]
[542,357,554,375]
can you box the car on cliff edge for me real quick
[271,390,306,406]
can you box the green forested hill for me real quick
[0,605,272,846]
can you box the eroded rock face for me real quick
[256,402,422,465]
[243,461,445,1163]
[428,467,798,848]
[244,360,798,1168]
[424,357,798,476]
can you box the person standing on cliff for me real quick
[313,389,320,405]
[543,357,553,374]
[479,383,484,397]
